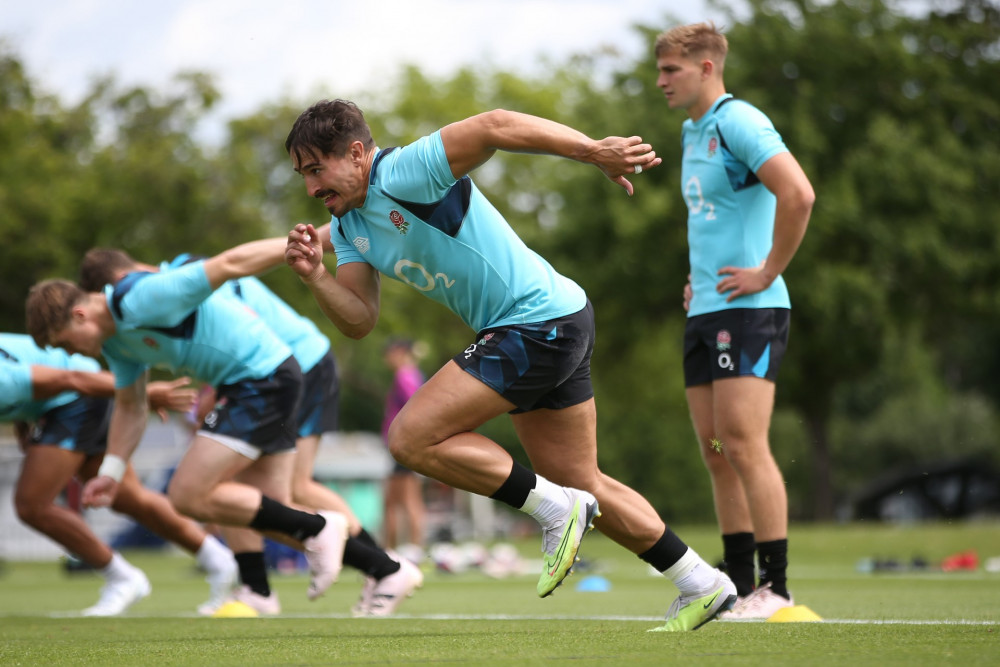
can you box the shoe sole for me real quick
[538,498,601,598]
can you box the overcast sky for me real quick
[2,1,731,123]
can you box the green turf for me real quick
[2,522,999,666]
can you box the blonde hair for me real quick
[654,21,728,66]
[26,279,86,347]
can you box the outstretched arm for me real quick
[439,109,662,195]
[30,364,196,417]
[30,365,115,400]
[202,237,290,290]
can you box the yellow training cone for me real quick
[766,605,823,623]
[211,601,260,618]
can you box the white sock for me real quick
[662,548,719,596]
[196,534,234,574]
[519,474,569,526]
[101,552,135,582]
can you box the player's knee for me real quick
[386,421,423,469]
[13,494,44,526]
[166,476,202,517]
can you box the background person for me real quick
[380,337,427,556]
[654,22,814,619]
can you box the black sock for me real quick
[342,536,401,580]
[757,538,789,599]
[355,527,382,551]
[488,460,535,509]
[234,551,270,597]
[637,528,690,572]
[248,495,326,542]
[722,532,757,597]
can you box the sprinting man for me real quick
[283,99,736,631]
[654,22,814,618]
[25,237,349,609]
[1,332,237,616]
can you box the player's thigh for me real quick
[686,383,716,446]
[712,376,775,445]
[15,445,85,507]
[171,434,255,497]
[390,361,514,449]
[512,399,599,487]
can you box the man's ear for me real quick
[351,140,367,165]
[71,303,88,323]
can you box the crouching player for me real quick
[1,332,237,616]
[25,237,349,610]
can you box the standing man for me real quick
[654,23,814,618]
[1,333,237,616]
[25,237,349,608]
[283,99,736,631]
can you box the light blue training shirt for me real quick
[0,332,101,421]
[330,131,587,333]
[681,93,791,316]
[101,261,292,389]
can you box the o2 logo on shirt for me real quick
[684,176,717,221]
[394,259,456,292]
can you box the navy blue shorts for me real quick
[27,397,110,457]
[296,350,339,438]
[202,356,302,455]
[453,301,595,414]
[683,308,790,387]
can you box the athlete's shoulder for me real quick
[716,97,776,131]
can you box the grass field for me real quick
[2,522,999,666]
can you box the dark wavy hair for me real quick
[285,99,376,165]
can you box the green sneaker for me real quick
[648,572,737,632]
[536,489,600,598]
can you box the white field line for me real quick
[29,611,1000,625]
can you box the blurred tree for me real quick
[2,0,997,523]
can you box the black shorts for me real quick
[202,356,302,456]
[27,397,110,457]
[296,350,339,438]
[453,301,595,414]
[684,308,789,387]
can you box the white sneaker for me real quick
[304,511,349,600]
[81,567,151,617]
[537,488,600,597]
[196,558,240,616]
[351,576,377,617]
[358,558,424,617]
[232,584,281,615]
[724,581,794,620]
